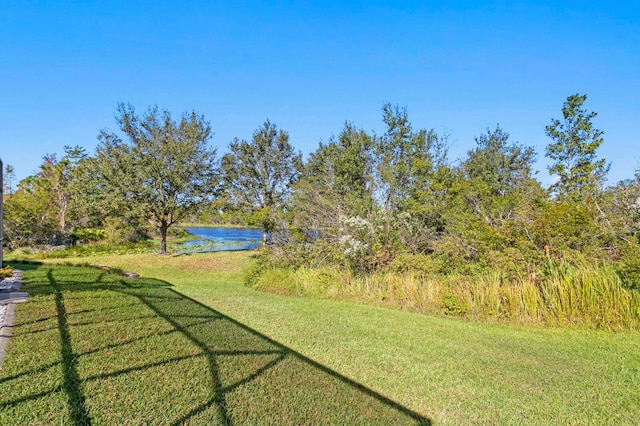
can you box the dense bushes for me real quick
[246,98,640,328]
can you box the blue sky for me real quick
[1,1,639,186]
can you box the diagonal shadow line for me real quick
[13,325,60,337]
[169,313,226,320]
[63,301,140,316]
[48,270,93,426]
[68,313,166,328]
[0,360,62,385]
[117,283,233,425]
[169,397,218,426]
[213,349,283,356]
[168,288,431,425]
[166,354,287,426]
[14,315,58,327]
[14,263,430,424]
[0,385,64,410]
[220,353,286,394]
[84,354,206,382]
[75,328,178,358]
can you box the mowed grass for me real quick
[0,259,425,425]
[2,252,640,424]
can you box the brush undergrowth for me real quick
[248,259,640,329]
[6,241,158,260]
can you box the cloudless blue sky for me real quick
[1,1,639,186]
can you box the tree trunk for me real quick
[159,222,168,254]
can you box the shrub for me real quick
[615,243,640,290]
[70,228,107,244]
[390,253,442,275]
[0,266,13,280]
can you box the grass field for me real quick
[1,251,640,424]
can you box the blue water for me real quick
[179,227,263,253]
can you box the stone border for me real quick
[0,268,23,291]
[0,269,29,368]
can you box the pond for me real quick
[179,227,263,253]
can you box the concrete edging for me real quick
[0,269,29,368]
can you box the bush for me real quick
[615,243,640,290]
[0,266,13,280]
[103,216,151,244]
[70,228,107,245]
[390,253,442,275]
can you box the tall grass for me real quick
[250,261,640,329]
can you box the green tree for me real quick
[93,104,219,254]
[463,126,536,197]
[291,109,451,271]
[300,122,375,215]
[3,163,16,196]
[377,103,428,211]
[3,155,65,247]
[376,104,451,258]
[40,146,90,236]
[430,126,545,271]
[221,120,302,242]
[287,123,377,268]
[545,93,610,199]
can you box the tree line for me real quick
[2,94,639,289]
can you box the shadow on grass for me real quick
[48,269,92,425]
[1,262,431,425]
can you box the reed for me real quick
[251,261,640,329]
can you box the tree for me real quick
[3,155,64,247]
[93,104,219,254]
[545,93,610,199]
[38,146,89,236]
[290,109,451,271]
[3,163,15,196]
[443,126,544,267]
[375,104,452,258]
[377,103,423,211]
[463,126,536,197]
[287,123,377,267]
[301,122,375,216]
[221,120,302,242]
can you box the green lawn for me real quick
[2,252,640,424]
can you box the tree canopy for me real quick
[545,93,610,200]
[221,120,302,242]
[3,96,639,292]
[92,104,218,254]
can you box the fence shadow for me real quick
[1,263,431,425]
